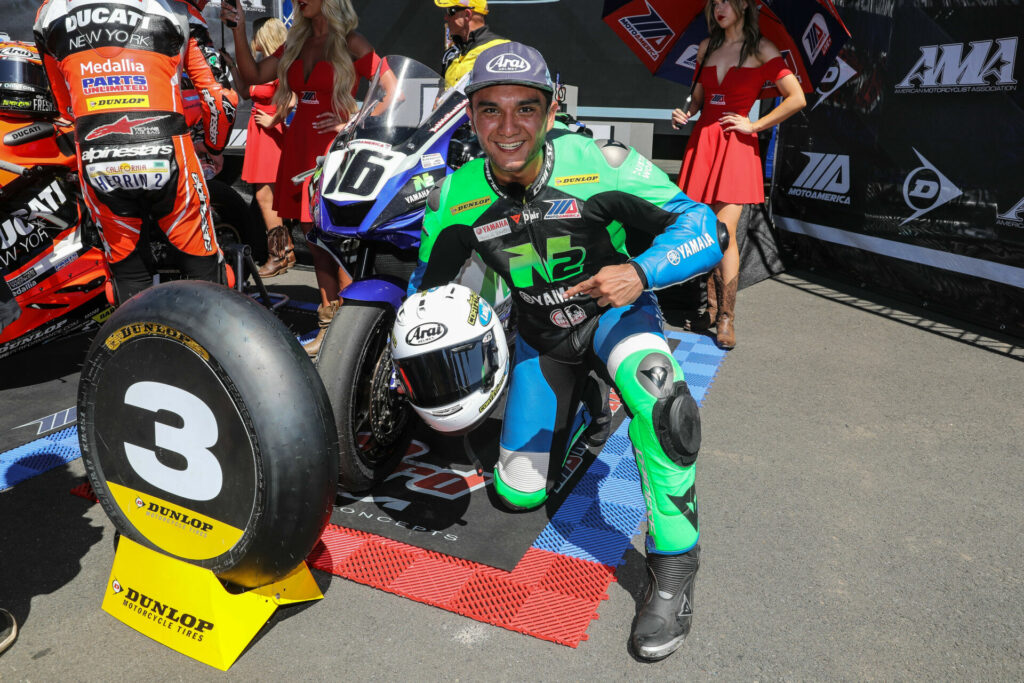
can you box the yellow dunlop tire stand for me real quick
[103,538,322,671]
[78,282,341,671]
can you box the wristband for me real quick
[628,260,649,290]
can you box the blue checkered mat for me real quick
[531,331,727,566]
[0,427,82,491]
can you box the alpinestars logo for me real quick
[84,114,166,141]
[996,196,1024,227]
[619,1,675,60]
[896,37,1018,94]
[901,148,962,225]
[788,152,850,204]
[812,56,857,110]
[802,13,832,64]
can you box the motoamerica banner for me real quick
[770,0,1024,337]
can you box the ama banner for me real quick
[770,0,1024,337]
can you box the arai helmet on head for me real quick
[434,0,490,14]
[0,42,57,119]
[392,283,509,435]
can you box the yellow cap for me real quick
[434,0,489,15]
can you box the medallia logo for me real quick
[812,56,857,110]
[901,148,962,225]
[486,53,530,74]
[802,13,832,64]
[896,37,1018,93]
[619,0,675,60]
[996,196,1024,228]
[788,152,851,205]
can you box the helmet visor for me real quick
[0,58,48,91]
[395,331,500,409]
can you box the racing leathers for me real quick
[441,25,508,90]
[409,132,727,555]
[34,0,235,301]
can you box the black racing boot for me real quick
[581,374,613,449]
[631,544,700,661]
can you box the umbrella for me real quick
[602,0,850,98]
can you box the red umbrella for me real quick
[602,0,851,98]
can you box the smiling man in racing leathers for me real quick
[34,0,235,302]
[408,42,728,661]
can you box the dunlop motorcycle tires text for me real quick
[78,281,339,588]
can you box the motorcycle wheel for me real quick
[208,179,267,264]
[315,302,416,493]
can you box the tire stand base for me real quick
[101,536,322,671]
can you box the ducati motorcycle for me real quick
[0,114,113,360]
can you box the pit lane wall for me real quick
[769,0,1024,337]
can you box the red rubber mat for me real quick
[308,523,616,647]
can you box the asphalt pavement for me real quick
[1,265,1021,680]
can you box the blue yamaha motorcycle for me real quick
[308,56,508,491]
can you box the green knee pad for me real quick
[615,348,699,552]
[630,419,699,552]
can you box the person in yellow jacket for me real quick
[435,0,509,89]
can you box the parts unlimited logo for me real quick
[901,149,962,225]
[896,37,1018,94]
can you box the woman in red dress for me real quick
[224,0,383,355]
[231,17,293,279]
[673,0,805,349]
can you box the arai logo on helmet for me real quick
[406,322,448,346]
[487,54,531,75]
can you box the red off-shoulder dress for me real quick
[241,81,284,185]
[272,48,382,222]
[679,56,792,205]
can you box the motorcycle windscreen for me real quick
[0,275,21,332]
[394,331,500,409]
[344,56,445,148]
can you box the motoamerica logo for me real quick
[619,1,675,60]
[788,152,851,204]
[896,37,1018,93]
[901,148,962,225]
[996,196,1024,227]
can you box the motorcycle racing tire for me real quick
[315,302,416,493]
[78,280,339,588]
[208,179,267,265]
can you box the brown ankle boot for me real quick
[302,299,340,358]
[715,275,738,349]
[258,226,295,279]
[690,272,718,331]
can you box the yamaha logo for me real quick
[406,322,447,346]
[901,148,962,225]
[897,37,1018,94]
[486,54,530,74]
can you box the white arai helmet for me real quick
[392,283,509,434]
